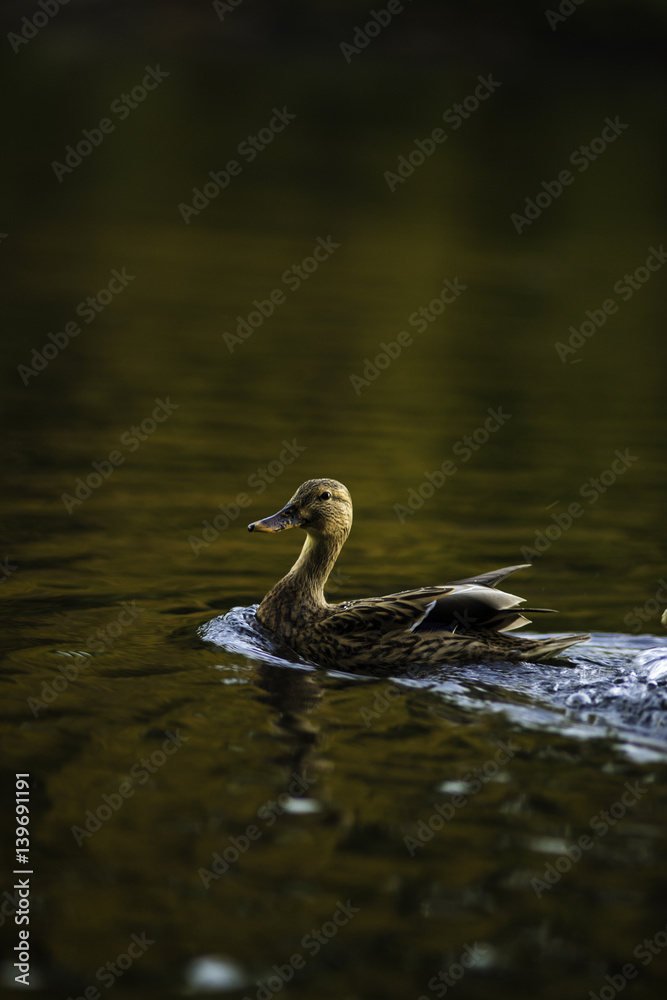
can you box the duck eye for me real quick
[319,491,332,500]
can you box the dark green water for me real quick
[2,10,667,999]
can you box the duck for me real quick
[248,478,590,670]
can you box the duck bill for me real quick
[248,504,304,533]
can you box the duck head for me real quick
[248,478,353,542]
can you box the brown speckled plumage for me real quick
[248,479,589,670]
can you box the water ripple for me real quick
[201,609,667,755]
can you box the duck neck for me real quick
[284,530,344,607]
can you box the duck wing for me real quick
[325,566,557,640]
[329,586,456,636]
[416,583,550,634]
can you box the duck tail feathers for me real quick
[515,633,590,662]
